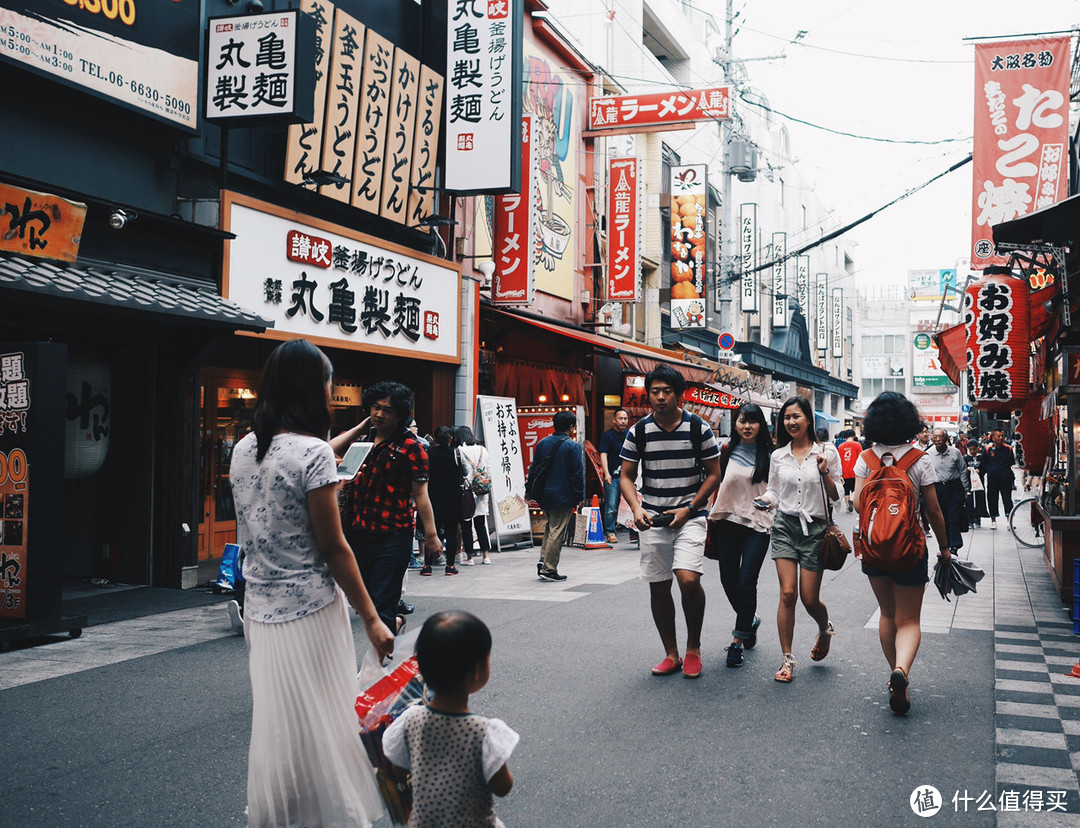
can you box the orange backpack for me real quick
[853,449,927,571]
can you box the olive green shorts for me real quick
[769,512,826,573]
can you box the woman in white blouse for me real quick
[759,395,842,682]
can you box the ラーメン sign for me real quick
[589,87,730,131]
[492,115,535,306]
[607,156,640,301]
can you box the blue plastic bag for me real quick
[216,543,244,591]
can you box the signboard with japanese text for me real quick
[319,10,364,203]
[589,87,730,132]
[739,204,758,314]
[474,396,529,539]
[444,0,523,195]
[379,47,420,224]
[284,0,336,187]
[607,157,640,302]
[205,10,315,124]
[964,273,1030,409]
[971,36,1070,268]
[406,66,445,229]
[351,28,393,213]
[0,0,199,131]
[517,405,584,472]
[0,183,85,263]
[908,268,960,302]
[831,287,844,359]
[684,384,741,410]
[816,275,829,352]
[771,233,787,328]
[795,256,810,321]
[0,350,31,618]
[492,115,535,305]
[222,192,460,362]
[669,165,706,328]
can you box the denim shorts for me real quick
[861,552,929,587]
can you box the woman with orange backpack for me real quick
[854,392,951,716]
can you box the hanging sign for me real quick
[739,204,758,314]
[589,87,730,131]
[406,66,446,229]
[379,47,420,225]
[492,115,535,305]
[350,28,393,211]
[964,270,1031,410]
[444,0,523,194]
[795,256,810,320]
[1013,393,1049,471]
[771,232,787,328]
[283,0,336,187]
[607,157,641,301]
[831,288,844,359]
[816,275,829,352]
[205,10,315,124]
[971,36,1070,267]
[0,183,86,264]
[669,164,707,328]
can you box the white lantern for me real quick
[64,352,111,479]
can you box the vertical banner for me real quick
[444,0,523,194]
[492,115,535,305]
[607,156,641,301]
[407,66,445,229]
[670,164,707,328]
[832,287,844,359]
[284,0,336,186]
[771,232,787,328]
[971,36,1070,268]
[739,203,758,314]
[796,256,810,321]
[319,10,364,203]
[474,396,529,541]
[379,48,420,224]
[816,275,829,352]
[351,29,394,214]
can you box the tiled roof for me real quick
[0,253,272,331]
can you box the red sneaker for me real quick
[651,656,683,676]
[682,652,702,679]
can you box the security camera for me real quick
[476,260,496,285]
[108,209,134,230]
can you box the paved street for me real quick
[5,510,1080,826]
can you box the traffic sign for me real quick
[717,332,735,351]
[961,404,971,413]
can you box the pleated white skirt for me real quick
[246,590,383,827]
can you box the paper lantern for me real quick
[64,352,111,479]
[964,269,1030,413]
[1013,394,1049,472]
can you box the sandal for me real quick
[810,621,835,662]
[889,667,911,715]
[774,653,796,682]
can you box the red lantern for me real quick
[1014,395,1050,472]
[964,269,1030,413]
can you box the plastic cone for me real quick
[582,500,609,548]
[1066,658,1080,679]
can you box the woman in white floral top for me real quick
[230,339,393,827]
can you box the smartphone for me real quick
[650,512,675,527]
[752,498,771,511]
[336,442,373,482]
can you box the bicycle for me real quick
[1008,496,1044,548]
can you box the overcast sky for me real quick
[728,0,1078,287]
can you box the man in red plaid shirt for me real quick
[336,381,442,635]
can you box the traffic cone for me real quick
[1066,657,1080,679]
[583,495,609,548]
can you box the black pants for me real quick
[967,490,987,522]
[460,515,491,558]
[986,475,1014,519]
[934,478,965,550]
[715,520,770,640]
[432,509,460,568]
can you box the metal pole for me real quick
[719,0,735,339]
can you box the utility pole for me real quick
[718,0,736,340]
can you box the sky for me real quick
[726,0,1079,289]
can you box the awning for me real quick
[0,253,271,331]
[993,192,1080,248]
[485,307,714,384]
[814,410,840,424]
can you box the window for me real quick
[861,377,906,398]
[863,336,883,355]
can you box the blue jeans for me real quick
[715,520,770,639]
[602,472,621,533]
[345,528,413,633]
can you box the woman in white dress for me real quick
[230,339,394,827]
[455,425,492,565]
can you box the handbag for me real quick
[456,449,476,517]
[703,519,723,561]
[817,472,851,571]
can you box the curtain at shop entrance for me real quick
[493,358,586,409]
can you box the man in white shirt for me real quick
[620,365,721,680]
[930,428,967,551]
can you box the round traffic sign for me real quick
[718,332,735,350]
[961,404,971,413]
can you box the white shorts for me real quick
[638,515,707,583]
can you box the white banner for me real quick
[831,287,844,359]
[771,232,787,328]
[474,396,530,540]
[816,275,829,352]
[796,256,810,322]
[739,204,758,314]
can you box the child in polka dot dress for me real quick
[383,611,518,828]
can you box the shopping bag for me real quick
[215,543,243,591]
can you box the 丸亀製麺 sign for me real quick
[590,87,730,131]
[205,10,315,124]
[607,157,640,302]
[222,193,460,363]
[444,0,523,195]
[0,183,86,263]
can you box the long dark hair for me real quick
[721,403,772,484]
[774,395,816,449]
[455,425,482,447]
[252,339,333,462]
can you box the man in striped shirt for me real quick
[620,364,721,679]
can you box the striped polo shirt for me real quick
[620,411,720,516]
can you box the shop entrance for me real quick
[198,372,259,561]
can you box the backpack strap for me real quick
[633,418,648,466]
[860,449,881,470]
[896,448,925,472]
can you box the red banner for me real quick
[607,157,640,301]
[493,115,535,305]
[971,37,1070,268]
[589,87,730,131]
[683,384,741,410]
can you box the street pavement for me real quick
[3,508,1079,826]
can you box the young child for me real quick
[382,611,518,827]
